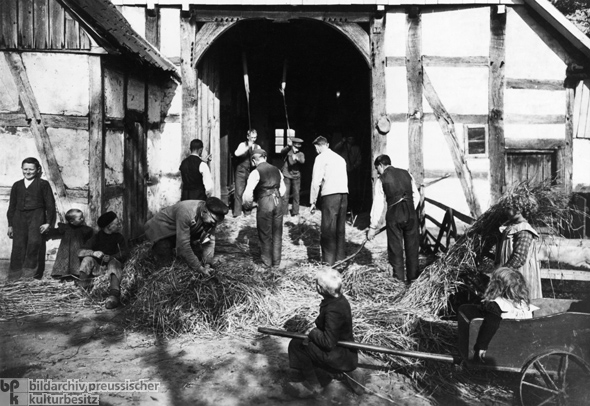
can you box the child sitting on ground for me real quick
[287,267,362,398]
[473,267,539,363]
[47,208,94,280]
[78,211,127,309]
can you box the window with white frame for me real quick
[464,125,487,157]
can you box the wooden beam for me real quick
[505,138,564,150]
[422,69,482,218]
[145,6,160,49]
[406,13,424,189]
[324,22,370,67]
[189,10,371,24]
[564,88,574,194]
[1,0,18,48]
[370,11,387,186]
[505,113,565,124]
[488,7,506,204]
[18,0,34,48]
[4,52,73,219]
[180,11,197,162]
[0,113,88,129]
[422,55,489,67]
[191,21,236,69]
[88,56,104,227]
[49,0,64,49]
[33,0,49,49]
[541,268,590,282]
[506,78,564,91]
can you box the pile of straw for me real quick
[399,181,579,315]
[0,278,96,320]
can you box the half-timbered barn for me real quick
[0,0,178,260]
[2,0,590,263]
[109,0,590,227]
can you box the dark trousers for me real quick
[10,208,47,278]
[282,177,301,215]
[233,166,250,216]
[257,194,284,267]
[386,201,419,282]
[320,193,348,266]
[288,338,357,378]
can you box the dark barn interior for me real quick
[202,18,373,211]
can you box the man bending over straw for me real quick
[144,197,229,277]
[287,267,363,398]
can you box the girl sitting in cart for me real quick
[473,267,539,363]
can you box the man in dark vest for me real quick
[243,148,286,268]
[179,139,212,201]
[367,154,420,284]
[233,129,260,217]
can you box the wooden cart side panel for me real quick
[459,305,590,369]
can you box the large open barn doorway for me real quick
[198,18,372,214]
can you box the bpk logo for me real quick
[0,379,28,405]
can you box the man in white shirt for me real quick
[309,136,348,266]
[179,139,213,201]
[367,154,420,284]
[243,149,286,268]
[233,129,260,217]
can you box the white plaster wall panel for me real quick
[105,130,125,186]
[0,127,40,185]
[386,66,408,114]
[505,89,565,116]
[46,128,89,189]
[0,56,19,113]
[506,8,567,80]
[121,6,146,39]
[157,122,182,173]
[160,7,180,59]
[423,121,455,172]
[504,124,565,140]
[385,122,409,170]
[384,11,407,57]
[147,176,181,216]
[104,196,124,221]
[424,177,492,223]
[104,68,125,119]
[422,7,490,57]
[127,76,146,112]
[168,85,182,116]
[573,139,590,190]
[22,53,89,116]
[424,67,488,114]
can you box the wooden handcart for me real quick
[259,298,590,405]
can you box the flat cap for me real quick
[97,211,117,228]
[251,148,267,157]
[205,197,229,217]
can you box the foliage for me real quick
[552,0,590,37]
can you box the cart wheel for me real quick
[519,350,590,406]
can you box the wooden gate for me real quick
[124,115,147,239]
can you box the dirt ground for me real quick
[0,212,436,406]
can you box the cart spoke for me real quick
[522,380,561,395]
[558,354,568,388]
[533,360,559,391]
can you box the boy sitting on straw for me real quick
[78,211,128,309]
[287,267,362,398]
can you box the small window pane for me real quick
[466,127,486,155]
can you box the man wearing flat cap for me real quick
[144,197,229,276]
[280,137,306,217]
[243,148,286,268]
[78,211,128,309]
